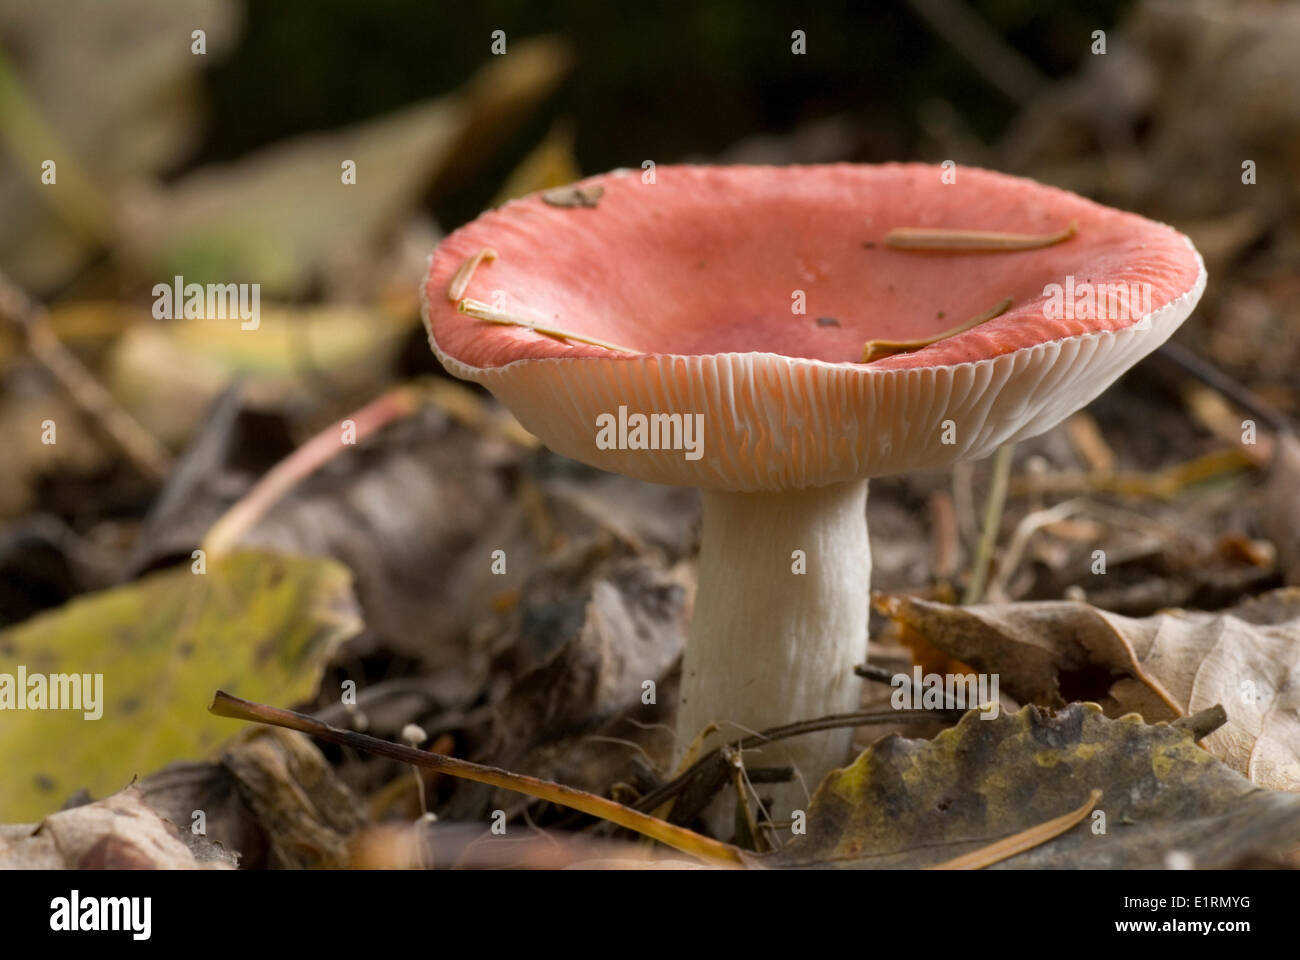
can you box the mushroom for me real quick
[421,164,1205,831]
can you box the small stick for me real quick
[0,270,174,480]
[861,296,1012,363]
[446,248,498,302]
[1172,704,1228,741]
[723,746,766,852]
[458,298,638,354]
[635,707,966,817]
[884,221,1077,251]
[963,442,1015,604]
[210,690,744,867]
[1156,340,1293,438]
[202,386,421,557]
[927,789,1101,869]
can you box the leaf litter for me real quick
[5,0,1300,871]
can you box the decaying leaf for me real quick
[0,0,242,290]
[770,703,1300,869]
[0,784,234,869]
[140,727,364,869]
[541,184,604,208]
[107,303,415,446]
[876,589,1300,789]
[445,541,691,819]
[0,550,360,821]
[492,550,689,753]
[217,728,364,869]
[491,118,583,207]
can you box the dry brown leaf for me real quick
[770,704,1300,869]
[875,589,1300,790]
[0,785,234,869]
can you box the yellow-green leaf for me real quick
[0,550,360,821]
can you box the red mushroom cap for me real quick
[423,163,1205,491]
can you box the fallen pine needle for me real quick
[209,690,745,867]
[861,296,1012,362]
[884,221,1077,251]
[927,789,1102,869]
[458,298,638,353]
[446,248,498,301]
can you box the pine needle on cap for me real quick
[883,221,1077,251]
[861,296,1012,363]
[446,248,498,301]
[458,297,638,354]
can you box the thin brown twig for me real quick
[201,385,422,557]
[634,707,966,817]
[0,270,174,480]
[209,690,744,867]
[1157,341,1292,437]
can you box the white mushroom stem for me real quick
[675,479,871,833]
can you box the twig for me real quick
[634,707,966,820]
[926,789,1101,869]
[209,690,744,867]
[723,746,766,852]
[1172,704,1228,741]
[0,270,174,480]
[201,385,422,557]
[964,443,1015,604]
[855,661,995,714]
[853,663,901,686]
[1156,341,1292,437]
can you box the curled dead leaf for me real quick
[875,589,1300,790]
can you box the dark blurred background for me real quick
[199,0,1129,225]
